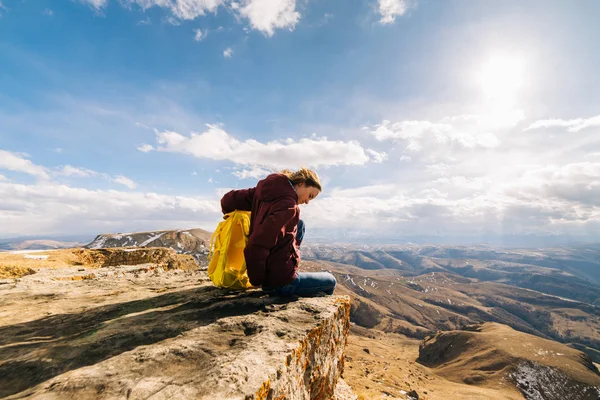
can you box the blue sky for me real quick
[1,0,600,244]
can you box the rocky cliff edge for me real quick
[0,249,352,399]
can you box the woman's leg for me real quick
[266,272,337,297]
[296,219,305,246]
[263,219,336,297]
[292,272,337,296]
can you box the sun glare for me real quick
[478,55,524,101]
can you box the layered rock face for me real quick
[1,261,351,400]
[85,229,212,267]
[75,247,199,270]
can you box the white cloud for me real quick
[329,184,399,198]
[434,176,491,191]
[162,15,182,25]
[208,177,213,183]
[366,149,388,163]
[137,16,152,25]
[378,0,408,24]
[238,0,300,36]
[370,110,524,163]
[113,175,138,189]
[303,109,598,240]
[223,47,233,58]
[525,115,600,132]
[232,166,273,179]
[475,132,501,148]
[426,163,450,176]
[0,149,50,180]
[137,144,154,152]
[79,0,108,10]
[56,165,98,177]
[148,124,386,168]
[371,120,450,142]
[125,0,221,20]
[88,0,300,36]
[171,0,222,19]
[0,150,142,190]
[43,8,54,16]
[194,28,205,41]
[515,162,600,205]
[371,119,501,152]
[0,174,6,181]
[0,181,220,237]
[301,179,600,239]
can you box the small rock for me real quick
[363,348,370,354]
[407,389,419,400]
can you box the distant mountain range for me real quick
[303,243,600,300]
[299,242,600,367]
[306,228,599,247]
[0,238,87,251]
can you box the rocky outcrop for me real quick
[0,248,201,276]
[1,265,351,399]
[85,229,212,268]
[74,247,199,270]
[0,265,36,279]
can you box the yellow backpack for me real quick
[207,210,253,290]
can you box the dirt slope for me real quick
[418,323,600,400]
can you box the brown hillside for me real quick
[343,327,523,400]
[418,323,600,400]
[299,258,600,365]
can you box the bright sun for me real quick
[478,55,524,100]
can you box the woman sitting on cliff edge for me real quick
[220,168,337,297]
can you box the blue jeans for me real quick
[263,219,337,297]
[263,272,337,297]
[296,219,305,245]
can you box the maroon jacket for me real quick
[220,174,300,287]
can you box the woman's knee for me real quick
[326,272,337,289]
[297,219,306,243]
[298,219,306,234]
[325,273,337,294]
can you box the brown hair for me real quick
[279,167,322,191]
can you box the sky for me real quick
[1,0,600,245]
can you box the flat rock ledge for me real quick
[1,282,351,400]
